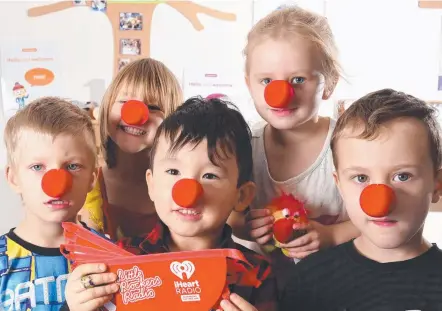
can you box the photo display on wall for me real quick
[29,1,237,77]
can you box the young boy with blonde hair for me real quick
[280,89,442,310]
[0,97,97,311]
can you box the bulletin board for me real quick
[27,0,237,77]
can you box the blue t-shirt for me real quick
[0,229,70,311]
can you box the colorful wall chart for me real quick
[0,43,61,120]
[27,1,237,77]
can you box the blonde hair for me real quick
[244,6,341,95]
[100,58,183,167]
[4,97,97,167]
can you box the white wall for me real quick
[0,0,441,246]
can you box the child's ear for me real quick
[146,169,155,201]
[333,171,343,196]
[88,168,99,192]
[244,75,251,92]
[322,77,338,100]
[431,169,442,204]
[6,165,20,194]
[234,181,256,212]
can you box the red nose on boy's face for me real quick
[264,80,295,109]
[121,99,149,125]
[359,184,395,218]
[172,178,204,208]
[41,169,73,198]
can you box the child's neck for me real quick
[354,232,431,263]
[269,115,325,147]
[107,147,150,180]
[14,213,72,248]
[167,229,224,252]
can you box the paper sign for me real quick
[182,68,263,126]
[0,42,62,121]
[61,223,266,311]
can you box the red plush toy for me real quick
[263,193,309,256]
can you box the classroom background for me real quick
[0,0,441,244]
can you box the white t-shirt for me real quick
[233,118,348,253]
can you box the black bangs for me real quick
[150,96,252,186]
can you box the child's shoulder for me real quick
[296,239,351,271]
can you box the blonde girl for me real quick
[230,6,359,274]
[79,58,182,240]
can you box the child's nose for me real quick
[121,100,149,125]
[41,169,73,198]
[359,184,396,217]
[264,80,295,109]
[172,178,203,208]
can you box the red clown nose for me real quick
[121,100,149,125]
[359,184,395,217]
[41,169,73,198]
[172,179,203,208]
[264,80,295,109]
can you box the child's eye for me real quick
[202,173,219,180]
[352,175,369,184]
[260,78,272,85]
[166,169,180,175]
[67,164,81,171]
[393,173,411,182]
[30,165,43,171]
[291,77,305,84]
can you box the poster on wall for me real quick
[0,42,62,120]
[252,0,325,24]
[182,68,263,126]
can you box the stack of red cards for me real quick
[60,223,267,311]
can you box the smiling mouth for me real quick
[119,125,146,136]
[176,209,201,216]
[45,199,71,209]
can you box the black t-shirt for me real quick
[280,240,442,311]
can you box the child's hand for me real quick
[217,293,258,311]
[279,220,332,259]
[245,209,274,245]
[65,263,119,311]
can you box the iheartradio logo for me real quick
[170,261,195,280]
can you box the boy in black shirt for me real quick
[280,89,442,310]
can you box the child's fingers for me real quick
[286,238,320,254]
[247,216,274,230]
[249,223,273,239]
[255,232,273,245]
[245,209,270,222]
[220,293,258,311]
[79,283,119,304]
[71,263,107,281]
[280,230,319,248]
[79,294,114,311]
[73,272,118,293]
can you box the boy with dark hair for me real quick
[280,88,442,310]
[64,96,278,311]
